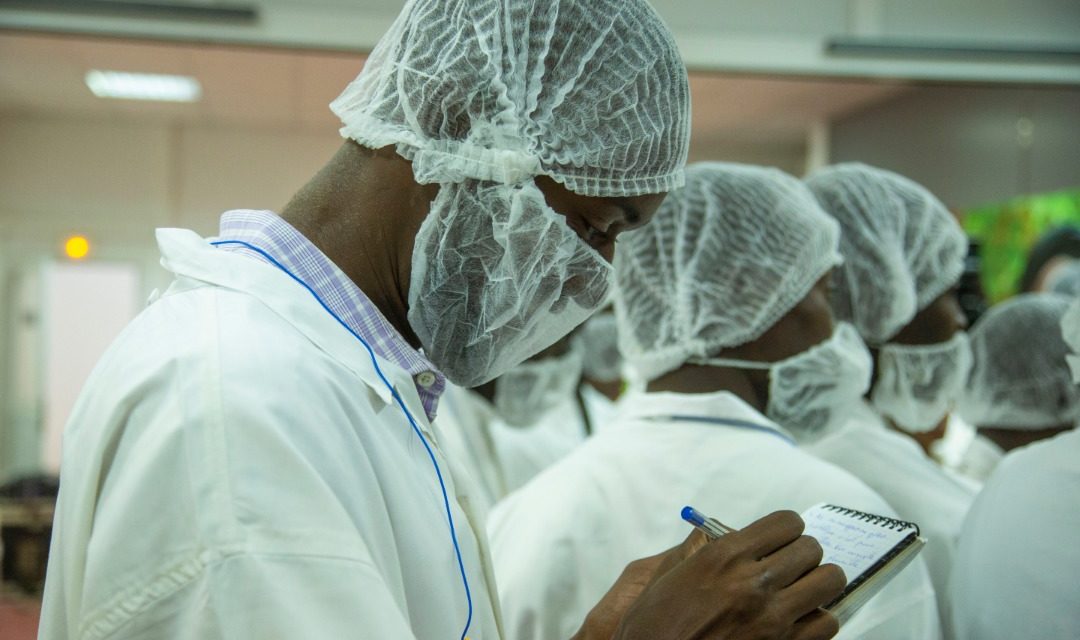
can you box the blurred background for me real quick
[0,0,1078,630]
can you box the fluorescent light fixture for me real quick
[85,70,202,102]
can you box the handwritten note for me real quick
[801,504,915,585]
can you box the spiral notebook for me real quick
[800,503,926,624]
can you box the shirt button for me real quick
[415,371,437,389]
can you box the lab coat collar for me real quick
[155,228,418,415]
[615,389,796,442]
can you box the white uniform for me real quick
[487,399,587,496]
[580,384,618,434]
[434,387,589,512]
[39,229,502,640]
[489,391,940,640]
[951,434,1004,487]
[948,428,1080,640]
[807,399,976,622]
[933,414,999,488]
[433,385,508,515]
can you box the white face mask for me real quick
[493,349,584,427]
[692,323,873,443]
[407,180,613,388]
[871,332,973,433]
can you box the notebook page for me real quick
[800,503,915,585]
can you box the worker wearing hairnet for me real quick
[954,293,1080,470]
[1045,259,1080,296]
[489,343,591,492]
[574,310,625,430]
[434,321,620,515]
[489,163,940,640]
[946,297,1080,639]
[39,2,854,639]
[803,164,978,624]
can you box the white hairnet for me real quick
[958,293,1080,429]
[574,312,622,383]
[331,0,689,197]
[329,0,690,387]
[616,162,842,382]
[805,163,968,345]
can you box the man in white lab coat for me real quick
[39,2,852,640]
[489,163,940,640]
[803,164,978,618]
[947,294,1080,639]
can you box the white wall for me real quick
[4,0,1077,83]
[40,261,139,473]
[0,113,343,480]
[829,85,1080,209]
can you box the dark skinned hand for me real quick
[572,510,846,640]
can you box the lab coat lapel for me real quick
[154,228,409,413]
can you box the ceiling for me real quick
[0,31,911,149]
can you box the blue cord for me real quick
[656,414,796,446]
[211,240,474,640]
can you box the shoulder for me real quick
[777,447,900,517]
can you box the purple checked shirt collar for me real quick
[214,209,446,421]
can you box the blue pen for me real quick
[682,506,737,540]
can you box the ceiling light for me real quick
[85,70,202,102]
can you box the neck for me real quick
[646,364,767,413]
[979,424,1072,452]
[281,142,437,349]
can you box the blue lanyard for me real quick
[653,414,796,446]
[211,239,474,640]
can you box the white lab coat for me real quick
[951,433,1004,486]
[579,384,618,434]
[947,428,1080,640]
[433,387,589,513]
[487,399,587,496]
[433,385,509,515]
[489,390,940,640]
[807,399,976,623]
[933,414,998,489]
[39,229,502,640]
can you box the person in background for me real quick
[947,297,1080,640]
[489,163,940,640]
[435,313,624,514]
[1019,226,1080,293]
[488,339,590,495]
[40,2,854,638]
[804,163,977,624]
[949,293,1079,484]
[573,309,625,429]
[435,334,599,514]
[1045,258,1080,296]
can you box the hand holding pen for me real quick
[577,508,846,640]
